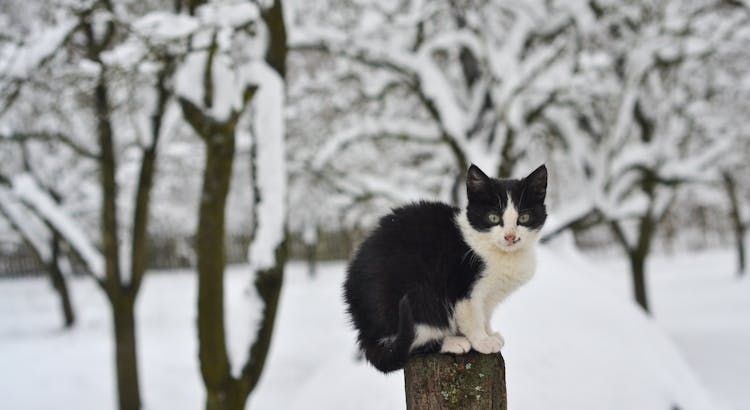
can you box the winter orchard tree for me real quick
[539,0,750,311]
[0,0,182,408]
[290,0,596,205]
[132,0,289,408]
[673,59,750,276]
[683,24,750,275]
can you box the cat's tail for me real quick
[363,295,415,373]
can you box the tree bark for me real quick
[306,242,317,277]
[112,296,141,410]
[496,128,516,179]
[196,132,235,410]
[723,172,746,276]
[92,69,143,409]
[181,1,287,408]
[49,234,75,327]
[404,352,507,410]
[629,251,650,313]
[241,241,286,394]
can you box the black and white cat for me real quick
[343,164,547,373]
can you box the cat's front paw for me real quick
[440,336,471,354]
[488,331,505,347]
[470,335,504,354]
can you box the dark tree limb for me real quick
[129,59,173,294]
[723,171,747,276]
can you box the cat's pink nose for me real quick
[504,233,516,243]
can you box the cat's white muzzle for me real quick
[496,238,522,252]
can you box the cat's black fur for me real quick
[343,164,547,373]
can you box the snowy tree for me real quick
[2,0,290,408]
[0,0,181,408]
[289,0,593,205]
[132,0,289,408]
[686,20,750,275]
[539,0,750,311]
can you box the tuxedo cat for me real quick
[343,164,547,373]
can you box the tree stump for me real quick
[404,351,507,410]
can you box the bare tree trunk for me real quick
[306,242,317,277]
[93,72,143,409]
[196,132,235,410]
[610,217,653,314]
[49,234,75,327]
[95,77,143,410]
[629,251,650,313]
[112,295,141,410]
[404,352,507,410]
[723,172,746,276]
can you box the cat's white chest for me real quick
[472,247,536,306]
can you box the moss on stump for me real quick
[404,351,507,410]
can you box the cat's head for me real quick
[464,164,547,253]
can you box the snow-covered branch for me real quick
[0,186,52,262]
[247,61,286,272]
[8,173,104,280]
[311,119,442,171]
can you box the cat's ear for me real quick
[466,164,491,196]
[524,164,547,201]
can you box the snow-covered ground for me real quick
[0,245,747,409]
[592,249,750,410]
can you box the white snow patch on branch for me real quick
[0,187,52,262]
[542,196,596,240]
[247,61,286,272]
[226,269,264,377]
[175,51,245,122]
[3,19,76,77]
[196,1,259,28]
[414,53,466,141]
[11,174,104,279]
[132,12,200,41]
[311,119,441,171]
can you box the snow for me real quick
[174,52,208,113]
[302,224,317,245]
[311,119,440,171]
[3,246,746,409]
[413,53,466,141]
[0,187,52,262]
[3,19,76,77]
[132,2,259,42]
[132,12,200,41]
[196,1,259,28]
[225,275,264,377]
[171,2,265,123]
[10,174,104,279]
[174,51,241,122]
[246,61,286,272]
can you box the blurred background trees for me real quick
[1,0,749,409]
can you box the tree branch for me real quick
[0,131,100,159]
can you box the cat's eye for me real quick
[518,213,530,224]
[487,213,501,224]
